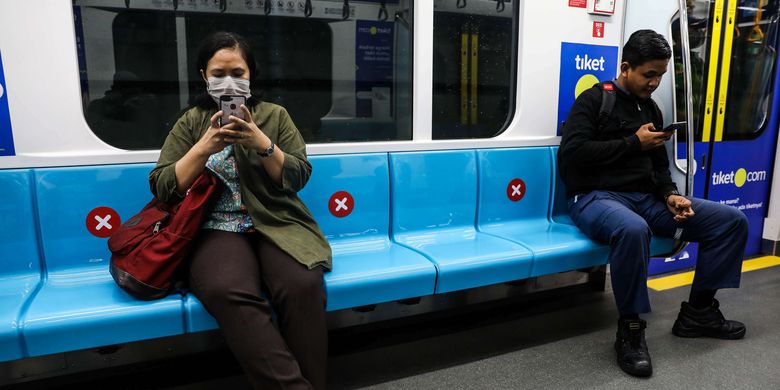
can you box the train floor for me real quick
[9,262,780,390]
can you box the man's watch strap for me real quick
[259,142,275,157]
[663,190,681,202]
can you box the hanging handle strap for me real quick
[342,0,350,20]
[748,0,766,43]
[378,1,388,21]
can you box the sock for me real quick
[689,289,716,309]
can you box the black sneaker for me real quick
[672,299,746,339]
[615,318,652,377]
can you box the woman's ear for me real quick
[200,69,208,84]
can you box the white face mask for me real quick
[207,76,251,104]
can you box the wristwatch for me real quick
[259,142,275,158]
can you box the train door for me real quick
[661,0,780,274]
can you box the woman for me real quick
[149,31,331,390]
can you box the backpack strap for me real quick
[598,81,617,131]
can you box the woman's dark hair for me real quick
[622,29,672,68]
[191,31,262,109]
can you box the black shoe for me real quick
[614,318,652,377]
[672,299,746,339]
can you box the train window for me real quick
[671,1,712,142]
[432,0,518,140]
[723,0,779,140]
[673,0,779,142]
[73,0,413,150]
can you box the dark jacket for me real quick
[558,83,678,199]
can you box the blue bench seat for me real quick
[391,150,533,294]
[548,147,679,260]
[21,166,184,357]
[0,170,42,362]
[476,148,610,277]
[185,153,437,332]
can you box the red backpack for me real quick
[108,171,222,300]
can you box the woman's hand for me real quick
[219,104,273,152]
[194,111,232,157]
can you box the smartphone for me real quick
[219,95,246,127]
[659,121,686,133]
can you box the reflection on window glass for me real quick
[724,0,778,139]
[73,0,413,150]
[432,0,517,140]
[672,0,712,142]
[673,0,779,142]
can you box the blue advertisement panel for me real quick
[356,20,394,118]
[557,42,619,134]
[0,50,15,156]
[649,243,699,275]
[707,141,774,256]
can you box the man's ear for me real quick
[620,62,631,76]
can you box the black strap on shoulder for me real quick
[598,81,617,131]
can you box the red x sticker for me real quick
[86,206,120,238]
[507,179,526,202]
[329,191,354,218]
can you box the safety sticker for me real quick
[507,178,526,202]
[329,191,354,218]
[86,207,121,238]
[593,21,605,38]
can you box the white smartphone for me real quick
[219,95,246,127]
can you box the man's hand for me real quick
[636,123,672,151]
[666,194,695,222]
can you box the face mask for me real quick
[207,76,251,104]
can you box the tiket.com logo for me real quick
[573,55,607,99]
[712,168,767,187]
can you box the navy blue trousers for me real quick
[568,191,748,315]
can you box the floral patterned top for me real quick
[202,145,255,232]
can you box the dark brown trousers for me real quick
[188,229,327,390]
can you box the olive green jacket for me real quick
[149,102,332,270]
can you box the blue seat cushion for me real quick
[22,269,184,357]
[184,294,218,333]
[480,220,610,277]
[0,276,39,362]
[325,238,437,311]
[396,228,533,294]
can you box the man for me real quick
[558,30,748,378]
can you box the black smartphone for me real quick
[659,121,686,133]
[219,95,246,127]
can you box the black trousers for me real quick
[188,229,327,389]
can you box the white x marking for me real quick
[94,214,112,230]
[334,197,349,212]
[511,184,523,197]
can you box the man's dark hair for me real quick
[621,29,672,67]
[192,31,261,109]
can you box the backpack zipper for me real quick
[153,221,162,234]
